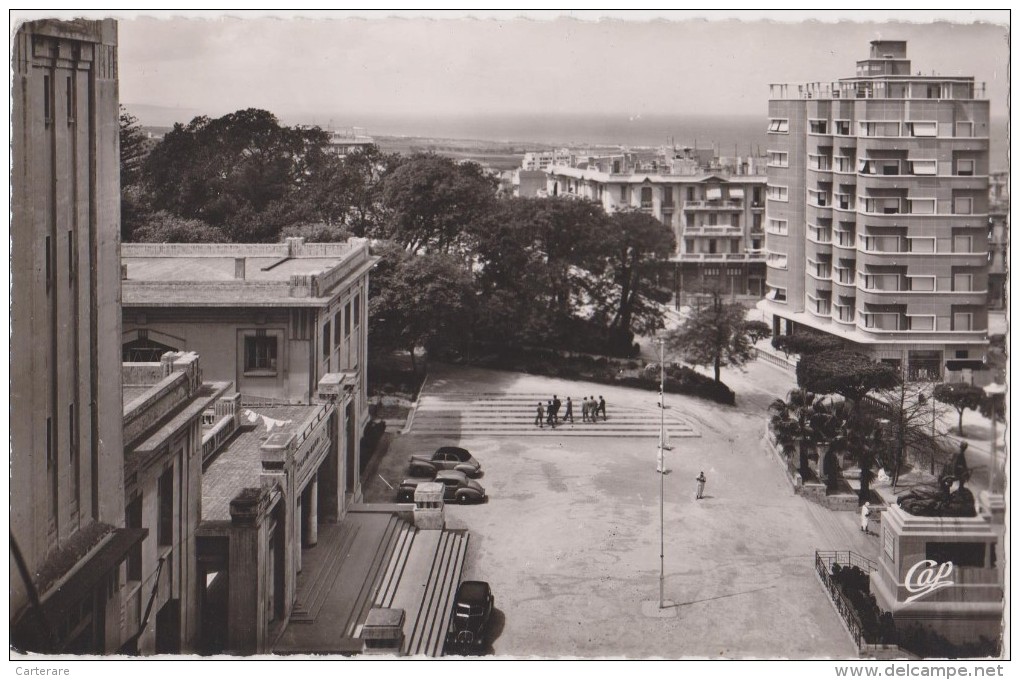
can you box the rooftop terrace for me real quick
[121,237,377,307]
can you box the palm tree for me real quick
[768,389,833,476]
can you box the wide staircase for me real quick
[409,392,699,438]
[291,523,360,622]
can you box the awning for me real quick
[729,187,745,199]
[945,360,985,371]
[705,187,722,200]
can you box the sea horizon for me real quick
[127,105,1009,172]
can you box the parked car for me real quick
[409,446,482,478]
[396,470,486,504]
[445,581,494,654]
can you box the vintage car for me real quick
[445,581,494,654]
[396,470,486,504]
[409,446,482,478]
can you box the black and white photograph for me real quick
[8,9,1010,667]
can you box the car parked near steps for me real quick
[445,581,494,655]
[409,446,481,478]
[396,470,486,504]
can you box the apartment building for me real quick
[547,151,767,297]
[764,40,990,382]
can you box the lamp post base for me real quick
[641,600,678,618]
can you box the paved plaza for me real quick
[363,361,876,658]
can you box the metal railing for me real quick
[815,551,880,648]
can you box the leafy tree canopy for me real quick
[797,350,900,404]
[666,292,756,383]
[130,211,228,243]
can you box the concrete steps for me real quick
[291,522,360,623]
[409,393,699,438]
[341,515,415,638]
[374,522,418,609]
[405,530,469,657]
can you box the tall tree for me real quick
[666,291,757,382]
[378,153,498,254]
[130,211,227,243]
[367,241,475,373]
[142,108,328,241]
[119,107,153,241]
[600,210,675,352]
[797,350,899,504]
[932,382,985,436]
[298,145,392,236]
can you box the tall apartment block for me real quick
[764,41,990,382]
[10,19,145,653]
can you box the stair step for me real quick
[291,523,360,622]
[407,531,467,657]
[406,532,453,655]
[374,523,417,609]
[339,515,401,636]
[428,533,468,657]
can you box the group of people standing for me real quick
[535,394,606,428]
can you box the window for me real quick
[956,159,975,176]
[906,121,938,137]
[620,186,628,202]
[955,121,974,138]
[765,286,787,302]
[953,312,973,331]
[766,253,788,269]
[684,238,694,252]
[767,151,788,167]
[908,316,935,331]
[809,119,828,134]
[686,187,695,201]
[704,267,720,276]
[907,237,935,253]
[158,467,173,547]
[908,198,935,215]
[953,234,973,253]
[953,273,974,292]
[322,321,331,358]
[907,275,935,292]
[65,76,75,123]
[333,312,342,347]
[244,335,278,374]
[834,120,851,135]
[767,119,789,133]
[661,187,674,206]
[859,121,900,137]
[43,74,51,124]
[953,197,973,215]
[640,187,653,207]
[910,160,937,176]
[766,185,788,202]
[730,214,739,227]
[126,496,143,581]
[766,218,788,235]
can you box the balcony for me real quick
[834,268,856,286]
[833,304,855,325]
[807,226,833,244]
[679,252,765,262]
[807,191,831,209]
[684,199,744,211]
[683,224,741,236]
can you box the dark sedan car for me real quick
[445,581,494,654]
[396,470,486,504]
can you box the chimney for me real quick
[234,257,246,279]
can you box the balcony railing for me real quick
[771,80,987,101]
[684,199,744,210]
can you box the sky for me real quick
[97,11,1011,126]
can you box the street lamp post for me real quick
[658,337,665,610]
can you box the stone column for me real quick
[306,473,319,547]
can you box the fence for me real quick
[814,551,879,649]
[755,346,797,372]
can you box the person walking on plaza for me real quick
[695,471,707,500]
[588,397,598,424]
[564,397,574,423]
[581,397,590,422]
[552,395,561,425]
[535,401,545,429]
[598,395,607,421]
[547,400,556,428]
[860,502,871,534]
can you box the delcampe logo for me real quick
[903,560,955,605]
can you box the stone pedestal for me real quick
[361,607,405,655]
[871,505,1003,646]
[413,482,445,530]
